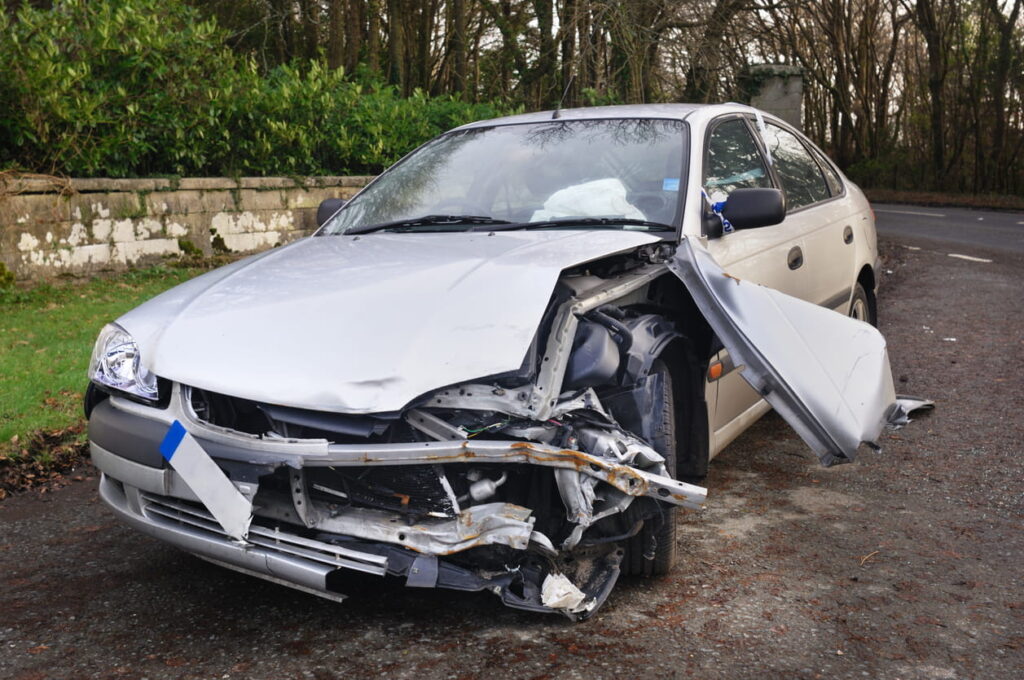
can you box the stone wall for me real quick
[0,175,372,281]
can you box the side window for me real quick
[762,123,830,209]
[811,148,844,196]
[704,118,772,202]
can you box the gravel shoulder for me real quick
[1,235,1022,680]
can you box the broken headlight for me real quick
[88,323,158,401]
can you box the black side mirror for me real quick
[721,188,786,230]
[316,197,347,227]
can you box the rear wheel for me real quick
[849,282,876,326]
[621,359,677,577]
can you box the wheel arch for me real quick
[628,272,716,482]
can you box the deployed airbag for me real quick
[531,178,646,221]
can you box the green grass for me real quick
[0,264,207,457]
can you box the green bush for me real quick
[0,0,513,178]
[0,0,238,176]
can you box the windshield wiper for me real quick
[345,215,511,235]
[473,217,676,233]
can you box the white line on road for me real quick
[875,209,946,217]
[948,253,993,263]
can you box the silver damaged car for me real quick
[86,104,913,619]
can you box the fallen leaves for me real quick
[0,423,90,499]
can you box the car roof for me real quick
[452,103,749,131]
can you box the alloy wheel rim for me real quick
[850,298,867,320]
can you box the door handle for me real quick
[787,246,803,270]
[843,226,854,244]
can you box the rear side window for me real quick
[704,118,772,201]
[812,148,844,196]
[762,123,830,209]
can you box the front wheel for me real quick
[621,359,677,577]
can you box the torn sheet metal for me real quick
[889,395,936,428]
[258,499,537,555]
[669,238,898,465]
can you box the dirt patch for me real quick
[787,487,862,513]
[0,424,91,500]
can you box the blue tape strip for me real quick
[159,420,187,461]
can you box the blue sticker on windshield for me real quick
[663,178,680,192]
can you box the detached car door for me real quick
[670,237,898,467]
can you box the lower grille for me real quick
[139,492,388,576]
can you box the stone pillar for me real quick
[743,64,803,130]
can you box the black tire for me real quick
[673,343,710,486]
[849,282,876,326]
[621,359,678,577]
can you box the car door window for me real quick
[704,118,772,202]
[761,123,830,209]
[811,148,844,196]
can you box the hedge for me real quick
[0,0,513,178]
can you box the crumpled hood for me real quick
[117,230,660,413]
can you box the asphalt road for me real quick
[2,224,1023,679]
[872,203,1024,255]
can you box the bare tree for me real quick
[182,0,1023,194]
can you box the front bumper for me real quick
[91,387,704,618]
[98,461,617,614]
